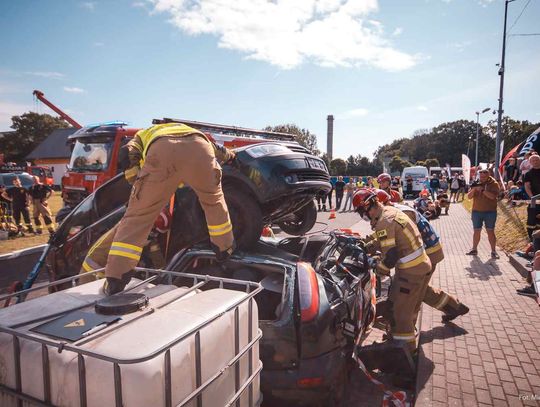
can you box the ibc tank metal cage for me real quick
[0,267,263,407]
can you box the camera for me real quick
[470,180,483,188]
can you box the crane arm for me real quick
[33,90,82,129]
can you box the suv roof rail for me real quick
[153,118,296,141]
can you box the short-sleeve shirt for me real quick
[29,184,52,200]
[335,181,345,194]
[6,187,29,208]
[471,177,500,212]
[523,168,540,197]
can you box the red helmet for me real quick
[153,209,172,233]
[373,188,391,205]
[389,189,402,203]
[377,173,391,184]
[352,188,378,217]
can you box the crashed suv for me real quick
[47,138,330,281]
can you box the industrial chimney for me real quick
[326,115,334,162]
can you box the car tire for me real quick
[277,200,317,236]
[223,184,262,249]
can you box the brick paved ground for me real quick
[416,203,540,406]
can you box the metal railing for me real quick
[0,268,263,407]
[531,193,540,208]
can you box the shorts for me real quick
[472,210,497,230]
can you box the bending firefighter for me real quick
[374,189,469,322]
[102,122,236,295]
[353,188,430,355]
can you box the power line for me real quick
[507,0,532,35]
[508,33,540,36]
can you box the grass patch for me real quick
[0,194,63,255]
[462,196,529,254]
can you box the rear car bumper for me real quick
[261,347,347,405]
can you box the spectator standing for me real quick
[439,176,448,193]
[334,176,346,210]
[520,152,532,178]
[504,158,519,183]
[1,177,34,235]
[466,169,500,259]
[342,179,356,211]
[449,173,460,203]
[523,154,540,239]
[29,176,55,234]
[429,174,440,200]
[458,175,466,202]
[405,175,413,197]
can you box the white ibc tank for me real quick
[0,278,262,407]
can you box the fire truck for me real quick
[61,119,297,208]
[0,161,54,186]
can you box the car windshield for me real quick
[69,139,113,172]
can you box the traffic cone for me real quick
[329,208,336,220]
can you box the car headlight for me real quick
[245,144,291,158]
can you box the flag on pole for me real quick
[462,154,471,185]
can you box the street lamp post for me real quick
[494,0,515,180]
[475,107,491,168]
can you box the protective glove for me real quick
[124,166,140,185]
[211,242,236,263]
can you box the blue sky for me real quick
[1,0,538,159]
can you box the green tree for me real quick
[425,158,440,168]
[264,123,320,155]
[390,155,412,173]
[1,112,69,161]
[345,155,358,175]
[330,158,347,176]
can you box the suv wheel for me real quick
[277,200,317,236]
[223,184,262,249]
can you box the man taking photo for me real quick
[466,169,500,259]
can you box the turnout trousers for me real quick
[104,135,233,280]
[420,248,461,315]
[388,264,431,352]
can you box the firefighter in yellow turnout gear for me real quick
[393,202,469,322]
[102,122,236,295]
[353,189,431,353]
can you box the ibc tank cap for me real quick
[95,293,149,315]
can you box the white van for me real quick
[401,166,429,197]
[429,167,443,177]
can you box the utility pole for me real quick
[494,0,515,180]
[475,107,491,168]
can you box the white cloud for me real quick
[342,108,369,117]
[392,27,403,36]
[149,0,419,71]
[63,87,85,94]
[417,105,428,111]
[132,1,146,7]
[24,71,65,79]
[81,2,96,11]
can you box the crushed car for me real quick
[165,231,376,406]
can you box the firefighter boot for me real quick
[102,271,135,296]
[356,339,416,377]
[441,302,470,323]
